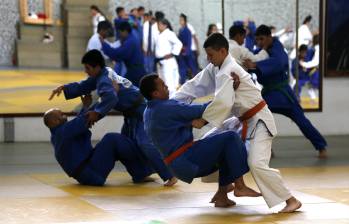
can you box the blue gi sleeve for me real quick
[94,79,119,116]
[60,115,89,139]
[63,77,97,100]
[255,55,283,78]
[101,38,133,62]
[167,101,209,122]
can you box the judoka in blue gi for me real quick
[243,25,327,158]
[49,50,177,186]
[291,44,310,99]
[178,13,198,84]
[43,95,152,186]
[101,21,146,87]
[140,74,262,208]
[113,7,129,76]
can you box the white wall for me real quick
[0,78,348,142]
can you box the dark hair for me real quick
[97,20,112,32]
[82,50,105,68]
[203,33,229,51]
[90,5,101,12]
[313,34,319,45]
[139,74,159,100]
[180,13,187,23]
[207,24,217,37]
[117,21,132,33]
[255,24,272,36]
[116,7,124,15]
[229,25,246,39]
[303,15,312,24]
[299,44,308,52]
[158,18,173,31]
[138,6,145,11]
[269,25,276,30]
[155,11,165,21]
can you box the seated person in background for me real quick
[43,95,153,186]
[140,74,262,208]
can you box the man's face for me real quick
[99,29,108,38]
[236,33,246,46]
[299,50,307,59]
[152,78,169,100]
[119,10,127,18]
[119,30,129,40]
[179,17,185,27]
[205,47,227,67]
[45,109,67,128]
[84,64,101,77]
[255,35,272,49]
[157,22,166,32]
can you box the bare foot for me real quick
[214,197,236,208]
[318,149,328,159]
[210,184,235,203]
[164,177,178,187]
[279,197,302,213]
[234,186,262,197]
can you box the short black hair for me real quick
[138,6,145,11]
[90,5,100,12]
[203,33,229,51]
[117,21,132,33]
[303,15,312,24]
[229,25,246,39]
[255,24,272,37]
[139,74,159,100]
[299,44,308,52]
[116,7,124,15]
[180,13,187,22]
[81,50,105,68]
[97,20,112,32]
[158,18,173,31]
[155,11,165,21]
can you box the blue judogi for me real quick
[49,109,152,186]
[254,38,327,150]
[178,25,198,84]
[291,58,310,98]
[63,68,174,182]
[102,34,146,87]
[144,99,249,185]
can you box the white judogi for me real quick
[298,24,313,46]
[174,54,292,208]
[300,44,319,69]
[92,13,105,34]
[229,39,269,66]
[155,28,183,95]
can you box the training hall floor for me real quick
[0,135,349,224]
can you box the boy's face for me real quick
[152,78,169,100]
[256,35,272,49]
[205,46,227,67]
[299,50,307,59]
[84,64,101,77]
[179,17,185,27]
[235,33,246,46]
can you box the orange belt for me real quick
[164,141,194,165]
[239,100,267,142]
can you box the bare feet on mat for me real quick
[210,184,235,203]
[164,177,178,187]
[214,197,236,208]
[279,197,302,213]
[318,149,328,159]
[234,186,262,197]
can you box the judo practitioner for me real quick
[178,13,198,84]
[140,74,262,208]
[228,25,268,67]
[49,50,177,186]
[100,21,146,87]
[173,33,302,212]
[155,18,183,95]
[142,12,156,74]
[44,95,152,186]
[243,25,327,158]
[291,44,310,99]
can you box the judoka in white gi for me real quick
[173,33,302,213]
[155,18,183,95]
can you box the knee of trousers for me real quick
[247,156,269,172]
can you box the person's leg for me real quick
[178,56,188,85]
[272,103,327,156]
[248,122,301,212]
[91,133,152,183]
[135,119,176,185]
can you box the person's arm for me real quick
[172,64,216,103]
[101,38,133,61]
[168,31,183,56]
[241,46,269,62]
[94,80,119,116]
[202,73,235,127]
[167,101,209,123]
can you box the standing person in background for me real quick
[186,20,200,71]
[143,11,156,74]
[206,24,218,37]
[155,18,182,95]
[90,5,106,34]
[178,13,197,84]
